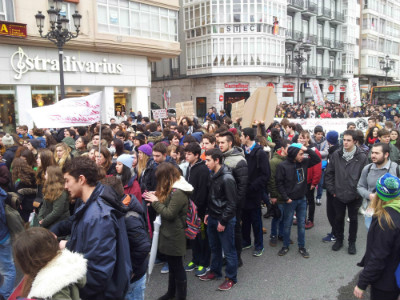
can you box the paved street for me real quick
[146,193,370,300]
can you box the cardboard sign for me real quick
[175,101,194,120]
[230,100,245,122]
[241,87,277,128]
[152,109,167,120]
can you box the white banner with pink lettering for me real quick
[30,92,102,128]
[348,78,361,107]
[309,80,325,106]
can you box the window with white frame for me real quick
[48,0,77,32]
[97,0,178,41]
[0,0,14,21]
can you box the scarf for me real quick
[245,142,256,154]
[383,199,400,214]
[342,146,356,162]
[368,137,377,145]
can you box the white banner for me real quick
[309,80,324,106]
[30,92,102,128]
[275,117,369,133]
[348,78,361,107]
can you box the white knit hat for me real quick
[2,134,14,147]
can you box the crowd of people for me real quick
[0,105,399,300]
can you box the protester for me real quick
[54,142,71,169]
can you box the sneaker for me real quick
[316,198,321,206]
[359,207,366,215]
[269,236,278,247]
[154,258,164,265]
[322,233,336,243]
[348,242,357,255]
[305,220,314,230]
[346,217,350,223]
[298,247,310,258]
[253,248,264,257]
[242,244,252,250]
[184,261,197,272]
[161,263,169,274]
[199,271,219,281]
[332,240,343,251]
[218,278,235,291]
[278,247,289,256]
[195,266,209,277]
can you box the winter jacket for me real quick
[0,162,10,191]
[3,146,18,170]
[123,195,151,283]
[141,156,180,192]
[123,175,142,204]
[147,132,163,144]
[311,135,329,160]
[243,143,270,209]
[0,188,10,243]
[305,147,322,186]
[38,191,70,229]
[152,177,192,257]
[325,146,368,203]
[222,147,248,209]
[185,159,210,219]
[276,148,321,201]
[267,151,286,204]
[66,184,132,300]
[13,179,37,222]
[36,136,46,148]
[357,207,400,293]
[207,165,237,226]
[368,143,400,164]
[28,249,87,300]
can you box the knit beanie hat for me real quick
[117,154,134,169]
[138,144,152,157]
[28,139,41,150]
[2,134,14,147]
[326,131,339,146]
[62,137,76,150]
[287,143,303,160]
[376,173,400,201]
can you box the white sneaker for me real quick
[346,217,350,223]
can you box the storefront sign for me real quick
[360,84,370,91]
[219,95,224,102]
[226,25,256,33]
[340,86,346,92]
[224,82,249,92]
[328,85,335,92]
[0,21,27,38]
[267,82,275,89]
[11,47,123,80]
[282,83,294,92]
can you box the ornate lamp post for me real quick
[291,43,311,104]
[379,55,395,85]
[35,0,82,100]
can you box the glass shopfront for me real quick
[32,86,56,107]
[0,86,16,132]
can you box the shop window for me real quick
[0,86,16,132]
[31,86,56,108]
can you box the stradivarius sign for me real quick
[11,47,123,80]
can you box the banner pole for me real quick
[98,95,103,154]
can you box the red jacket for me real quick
[124,177,142,203]
[306,147,322,185]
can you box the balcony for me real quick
[288,0,305,12]
[317,6,331,20]
[317,38,331,49]
[286,30,303,43]
[306,65,317,76]
[331,11,345,24]
[322,67,330,77]
[331,40,344,51]
[334,69,343,78]
[303,34,317,45]
[303,0,318,16]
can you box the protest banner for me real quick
[152,109,168,120]
[175,101,194,120]
[242,87,277,128]
[309,80,325,106]
[348,78,361,107]
[30,92,102,128]
[230,100,245,122]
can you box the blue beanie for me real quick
[117,154,134,169]
[326,131,339,145]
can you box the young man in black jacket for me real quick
[201,149,237,292]
[240,128,270,257]
[276,143,321,258]
[184,142,211,277]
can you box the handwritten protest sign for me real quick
[348,78,361,107]
[309,80,324,106]
[30,92,102,128]
[242,87,277,128]
[175,101,194,120]
[230,100,245,122]
[152,109,168,120]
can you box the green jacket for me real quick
[152,177,192,257]
[38,191,70,229]
[267,152,286,204]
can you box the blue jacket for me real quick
[0,188,9,243]
[66,184,132,300]
[36,136,46,148]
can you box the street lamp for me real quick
[290,43,311,104]
[35,1,82,100]
[379,55,395,85]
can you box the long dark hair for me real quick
[366,126,379,144]
[11,158,36,186]
[113,138,124,156]
[118,164,132,186]
[36,149,56,185]
[155,162,181,203]
[390,129,400,150]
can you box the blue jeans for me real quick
[0,236,16,299]
[241,207,264,251]
[270,204,284,237]
[125,274,146,300]
[283,198,307,248]
[317,169,325,199]
[207,216,237,283]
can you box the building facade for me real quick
[151,0,356,118]
[0,0,180,130]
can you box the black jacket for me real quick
[207,165,237,226]
[325,146,368,203]
[3,146,18,170]
[357,207,400,292]
[141,156,180,192]
[243,144,270,209]
[276,148,321,201]
[185,159,209,219]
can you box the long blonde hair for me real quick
[137,151,150,179]
[370,194,397,230]
[54,143,71,169]
[155,162,181,203]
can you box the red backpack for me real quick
[185,199,201,240]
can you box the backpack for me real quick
[366,162,400,177]
[185,198,201,240]
[3,193,25,238]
